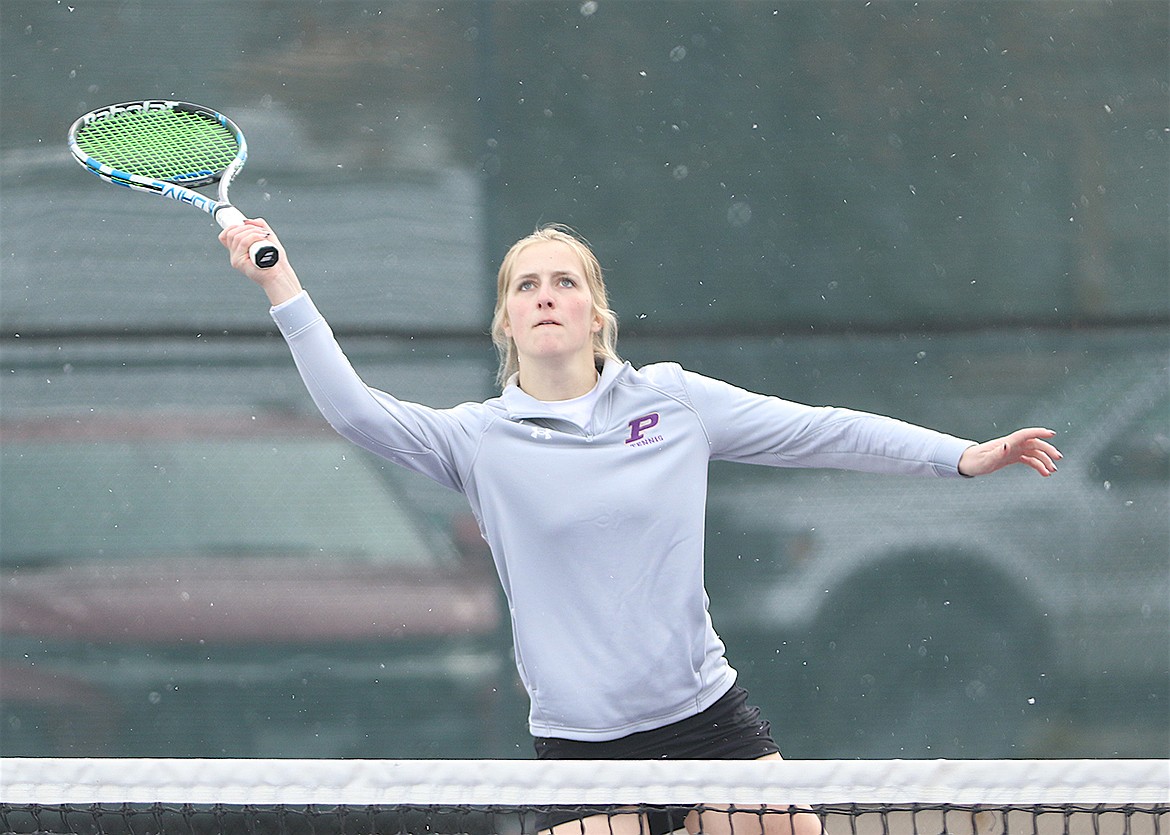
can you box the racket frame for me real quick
[67,100,277,266]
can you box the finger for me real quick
[1034,440,1063,460]
[1021,455,1055,476]
[1013,431,1061,465]
[1031,452,1058,472]
[219,222,262,251]
[1010,428,1056,446]
[242,217,275,238]
[1021,437,1062,460]
[227,226,275,263]
[1022,448,1059,474]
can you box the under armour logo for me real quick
[530,426,553,440]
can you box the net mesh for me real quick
[1,759,1166,835]
[5,802,1161,835]
[72,105,240,183]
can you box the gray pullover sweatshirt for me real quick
[271,291,974,741]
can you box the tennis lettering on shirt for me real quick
[625,413,663,446]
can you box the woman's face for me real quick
[502,240,602,371]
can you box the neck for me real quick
[517,356,600,401]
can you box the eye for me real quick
[558,276,576,288]
[516,279,536,292]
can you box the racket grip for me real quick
[215,205,280,269]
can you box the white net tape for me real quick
[2,758,1167,806]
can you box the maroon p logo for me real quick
[626,413,660,444]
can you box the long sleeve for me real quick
[270,291,486,492]
[675,367,974,477]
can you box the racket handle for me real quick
[215,206,280,269]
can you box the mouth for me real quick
[535,320,561,327]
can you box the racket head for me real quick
[68,100,247,191]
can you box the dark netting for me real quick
[2,802,1167,835]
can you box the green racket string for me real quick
[74,106,240,182]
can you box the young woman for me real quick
[221,221,1061,835]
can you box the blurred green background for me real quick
[1,1,1167,761]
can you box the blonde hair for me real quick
[490,225,620,389]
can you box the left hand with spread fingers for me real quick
[958,427,1062,478]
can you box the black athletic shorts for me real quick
[532,684,780,833]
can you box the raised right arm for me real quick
[220,221,474,492]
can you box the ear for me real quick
[502,316,513,338]
[591,313,603,333]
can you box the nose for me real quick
[535,283,555,308]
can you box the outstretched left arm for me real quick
[958,427,1062,477]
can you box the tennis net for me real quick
[2,758,1166,835]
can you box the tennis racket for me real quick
[67,100,279,268]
